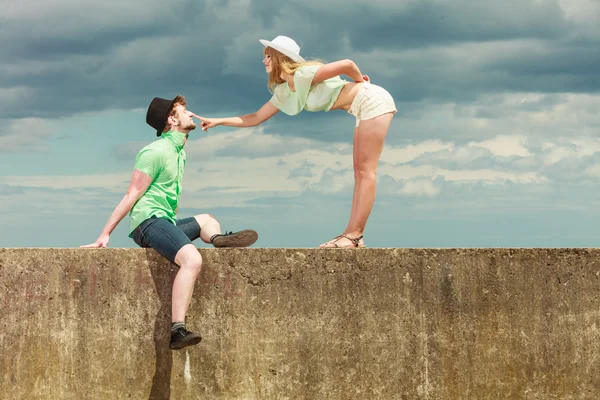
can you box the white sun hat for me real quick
[259,35,306,63]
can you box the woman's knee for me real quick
[354,166,377,181]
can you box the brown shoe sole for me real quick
[212,229,258,248]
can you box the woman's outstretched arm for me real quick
[193,101,279,131]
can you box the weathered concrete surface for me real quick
[1,248,600,399]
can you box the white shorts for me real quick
[348,82,397,127]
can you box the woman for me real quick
[196,35,396,248]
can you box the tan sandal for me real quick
[320,234,365,248]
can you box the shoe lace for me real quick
[174,326,190,335]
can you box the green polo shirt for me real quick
[128,130,187,236]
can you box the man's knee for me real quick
[184,252,203,276]
[194,213,218,226]
[189,254,203,276]
[174,244,203,275]
[194,214,219,229]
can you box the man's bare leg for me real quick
[170,243,203,350]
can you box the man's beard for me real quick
[186,121,197,131]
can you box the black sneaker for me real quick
[211,229,258,248]
[169,327,202,350]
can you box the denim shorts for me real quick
[131,216,201,263]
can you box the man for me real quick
[82,95,258,350]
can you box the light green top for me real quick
[128,130,187,236]
[269,65,347,115]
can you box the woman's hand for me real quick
[361,74,370,83]
[191,113,220,132]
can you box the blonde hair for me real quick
[264,47,323,93]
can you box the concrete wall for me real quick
[1,248,600,399]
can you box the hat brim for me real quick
[259,39,306,63]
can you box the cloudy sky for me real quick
[1,0,599,248]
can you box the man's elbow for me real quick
[124,190,144,204]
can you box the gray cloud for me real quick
[287,161,317,179]
[1,0,598,125]
[0,118,55,152]
[401,137,600,186]
[345,0,570,49]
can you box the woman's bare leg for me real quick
[320,112,394,248]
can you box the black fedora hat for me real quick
[146,96,177,136]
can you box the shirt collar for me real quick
[161,130,187,151]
